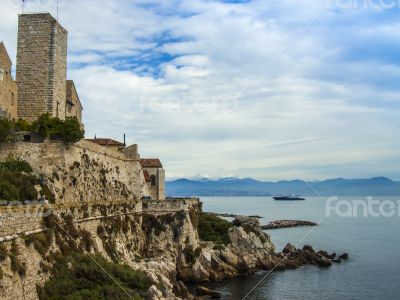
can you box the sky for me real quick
[1,0,399,181]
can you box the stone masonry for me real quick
[16,13,68,122]
[0,42,18,120]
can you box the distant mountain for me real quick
[166,177,400,196]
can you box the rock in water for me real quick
[197,285,222,298]
[283,243,296,254]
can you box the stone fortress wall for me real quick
[0,140,149,203]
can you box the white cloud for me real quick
[1,0,399,181]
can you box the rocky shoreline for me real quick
[178,215,349,299]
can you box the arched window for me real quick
[0,66,4,81]
[150,175,156,187]
[11,92,14,105]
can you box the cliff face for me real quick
[0,199,278,300]
[0,140,149,203]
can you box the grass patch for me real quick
[198,213,233,245]
[38,252,150,300]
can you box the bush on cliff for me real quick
[38,252,150,300]
[0,118,13,142]
[0,155,33,173]
[0,156,38,201]
[198,213,233,245]
[31,114,84,144]
[0,114,84,145]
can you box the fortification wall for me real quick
[0,140,149,203]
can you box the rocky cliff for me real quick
[0,199,344,300]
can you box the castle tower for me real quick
[16,13,68,122]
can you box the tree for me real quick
[60,117,84,144]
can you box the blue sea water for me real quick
[200,196,400,300]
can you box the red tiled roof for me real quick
[143,170,151,182]
[86,138,125,147]
[140,158,163,168]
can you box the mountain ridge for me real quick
[166,177,400,196]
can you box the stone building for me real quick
[16,13,68,122]
[0,42,18,120]
[140,158,165,200]
[66,80,83,127]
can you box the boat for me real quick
[273,195,305,201]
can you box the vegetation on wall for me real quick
[0,155,38,201]
[0,114,84,144]
[38,252,150,300]
[36,212,151,300]
[0,118,13,143]
[197,213,233,245]
[31,114,84,144]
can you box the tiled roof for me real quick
[86,138,125,147]
[140,158,163,168]
[143,170,151,182]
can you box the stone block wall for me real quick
[16,13,67,122]
[0,140,149,203]
[66,80,83,127]
[0,42,18,120]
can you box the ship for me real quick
[273,195,305,201]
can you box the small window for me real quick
[150,175,156,187]
[0,66,4,80]
[11,92,14,105]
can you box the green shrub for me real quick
[0,118,13,142]
[0,157,42,201]
[13,119,33,131]
[183,246,196,265]
[31,114,84,144]
[0,155,32,173]
[39,252,150,300]
[198,213,233,245]
[0,180,19,201]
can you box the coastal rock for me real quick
[283,243,296,254]
[232,216,261,229]
[339,253,349,260]
[279,243,333,268]
[196,286,222,299]
[261,220,317,230]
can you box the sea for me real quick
[200,196,400,300]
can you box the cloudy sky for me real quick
[1,0,399,181]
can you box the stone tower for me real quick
[16,13,68,122]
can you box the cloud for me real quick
[1,0,399,181]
